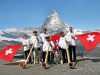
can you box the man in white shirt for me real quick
[30,31,41,64]
[66,27,76,62]
[58,31,68,64]
[21,34,32,63]
[39,28,49,62]
[39,28,49,44]
[43,36,55,64]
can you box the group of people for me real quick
[20,27,77,65]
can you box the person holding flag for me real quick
[0,44,22,62]
[65,27,77,62]
[21,34,32,63]
[50,34,61,64]
[0,34,32,63]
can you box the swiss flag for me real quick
[76,32,100,52]
[0,44,22,62]
[50,34,61,53]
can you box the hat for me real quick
[33,31,37,33]
[45,36,50,39]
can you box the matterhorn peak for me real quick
[41,9,69,32]
[49,9,60,25]
[50,9,58,17]
[51,9,56,13]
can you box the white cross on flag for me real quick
[0,44,22,62]
[76,32,100,52]
[5,48,13,55]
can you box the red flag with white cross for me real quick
[0,44,22,62]
[50,34,61,53]
[76,32,100,52]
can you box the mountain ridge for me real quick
[0,10,100,47]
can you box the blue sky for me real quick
[0,0,100,30]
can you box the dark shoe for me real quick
[73,60,77,62]
[29,62,33,64]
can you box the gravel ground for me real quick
[0,57,100,75]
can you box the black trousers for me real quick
[42,51,54,63]
[24,50,32,62]
[59,47,67,63]
[68,45,76,62]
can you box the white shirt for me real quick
[39,33,49,43]
[21,39,30,51]
[30,35,40,48]
[66,32,76,46]
[43,41,54,52]
[58,36,68,49]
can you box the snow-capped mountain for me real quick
[0,10,84,48]
[0,27,40,46]
[41,10,69,33]
[0,28,27,48]
[41,9,83,34]
[0,10,100,57]
[22,27,40,35]
[94,28,100,32]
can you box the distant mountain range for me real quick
[0,10,100,49]
[41,10,69,32]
